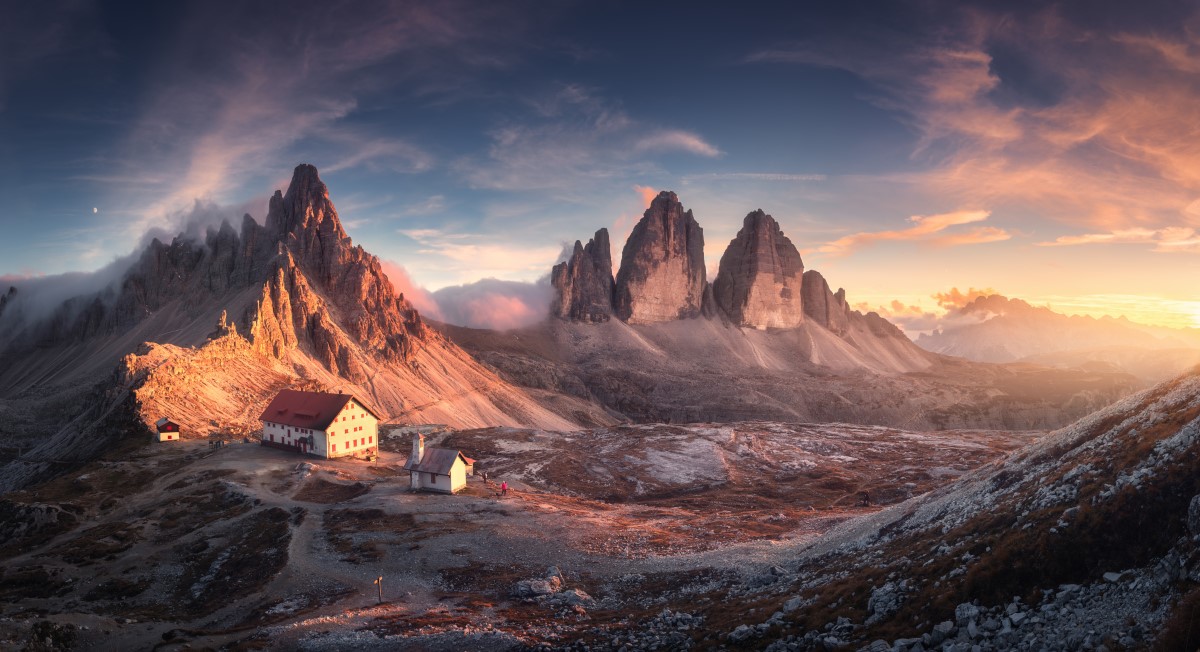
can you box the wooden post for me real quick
[374,576,382,604]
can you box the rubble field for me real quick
[0,422,1037,650]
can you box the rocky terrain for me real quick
[586,366,1200,651]
[0,164,593,491]
[442,318,1136,431]
[533,191,1140,433]
[0,420,1037,650]
[1,363,1197,650]
[918,293,1200,383]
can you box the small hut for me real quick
[403,434,471,494]
[155,417,181,442]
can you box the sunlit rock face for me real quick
[613,191,707,323]
[713,210,805,329]
[256,164,426,368]
[551,228,614,323]
[802,269,850,336]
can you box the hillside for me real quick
[440,317,1137,431]
[0,420,1036,650]
[661,365,1200,650]
[1,366,1197,649]
[0,165,596,491]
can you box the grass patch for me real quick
[324,508,415,564]
[293,478,370,504]
[46,521,141,565]
[83,577,150,601]
[0,566,71,600]
[0,500,81,560]
[175,507,292,616]
[1157,586,1200,652]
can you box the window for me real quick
[429,473,435,483]
[369,436,373,444]
[353,439,358,446]
[344,429,348,435]
[332,443,337,452]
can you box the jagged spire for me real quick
[266,163,347,242]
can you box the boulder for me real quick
[513,576,561,598]
[551,229,614,322]
[712,210,805,329]
[613,191,707,323]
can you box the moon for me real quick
[92,207,98,214]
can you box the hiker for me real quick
[500,481,508,496]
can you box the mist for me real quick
[0,200,255,337]
[431,278,554,331]
[380,261,553,331]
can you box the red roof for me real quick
[258,389,381,430]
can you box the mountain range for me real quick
[0,164,1197,649]
[0,165,590,490]
[916,294,1200,382]
[447,190,1135,429]
[0,165,1139,489]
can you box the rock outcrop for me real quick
[7,164,428,372]
[613,191,707,323]
[712,210,805,329]
[253,164,427,365]
[802,270,850,335]
[551,229,614,323]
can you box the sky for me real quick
[2,0,1200,331]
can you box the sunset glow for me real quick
[1,2,1198,332]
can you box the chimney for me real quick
[412,433,424,464]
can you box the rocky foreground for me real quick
[0,422,1036,650]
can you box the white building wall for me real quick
[260,397,378,459]
[410,459,467,494]
[325,400,379,458]
[449,462,466,493]
[156,431,177,442]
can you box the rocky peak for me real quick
[267,164,347,241]
[551,228,614,322]
[264,164,352,288]
[802,269,850,336]
[613,191,706,323]
[713,210,805,329]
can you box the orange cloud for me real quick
[634,184,657,209]
[933,287,998,310]
[754,11,1200,240]
[1037,227,1200,252]
[818,209,1003,255]
[932,226,1012,247]
[852,299,941,335]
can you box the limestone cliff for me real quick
[613,191,706,323]
[801,270,851,336]
[551,229,614,322]
[712,210,805,329]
